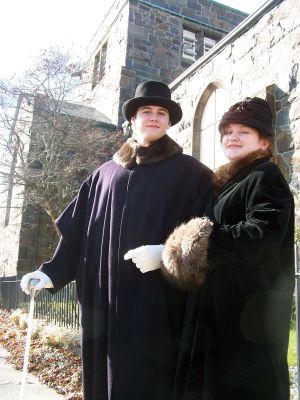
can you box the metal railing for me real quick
[0,277,80,330]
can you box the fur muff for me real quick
[162,216,213,289]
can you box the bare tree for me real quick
[0,47,125,231]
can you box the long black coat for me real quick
[172,154,295,400]
[40,136,213,400]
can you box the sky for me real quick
[0,0,267,79]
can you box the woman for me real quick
[161,97,295,399]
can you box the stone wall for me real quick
[0,187,24,277]
[17,206,58,274]
[126,0,246,82]
[0,97,33,277]
[0,94,122,278]
[0,191,58,277]
[82,0,247,125]
[168,0,300,224]
[14,98,122,276]
[82,0,130,125]
[119,0,247,122]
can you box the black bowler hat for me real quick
[218,97,273,137]
[122,80,183,126]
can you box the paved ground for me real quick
[0,346,64,399]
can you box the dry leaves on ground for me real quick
[0,309,83,399]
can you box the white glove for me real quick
[124,245,164,273]
[20,270,54,295]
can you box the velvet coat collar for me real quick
[113,134,182,168]
[213,149,273,188]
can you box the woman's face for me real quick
[221,123,270,161]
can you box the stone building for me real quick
[1,0,299,280]
[166,0,300,224]
[0,94,118,277]
[0,0,247,279]
[81,0,247,125]
[81,0,299,221]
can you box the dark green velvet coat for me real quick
[174,154,295,400]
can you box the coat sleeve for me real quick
[188,165,215,220]
[162,166,294,288]
[39,174,93,292]
[209,167,294,267]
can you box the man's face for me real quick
[131,105,171,146]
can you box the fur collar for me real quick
[213,149,273,188]
[113,134,182,168]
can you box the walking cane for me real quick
[19,279,40,400]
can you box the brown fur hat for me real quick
[218,97,273,137]
[162,216,213,289]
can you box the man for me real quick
[21,80,213,400]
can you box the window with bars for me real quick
[203,36,217,53]
[182,29,197,61]
[99,42,107,80]
[92,41,108,90]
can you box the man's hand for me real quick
[20,271,54,295]
[124,245,164,273]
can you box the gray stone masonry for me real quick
[82,0,247,125]
[168,0,300,225]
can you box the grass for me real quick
[289,325,297,367]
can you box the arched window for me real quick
[194,86,229,170]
